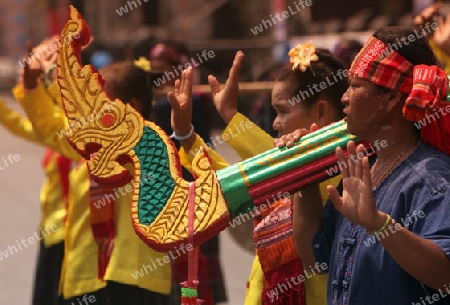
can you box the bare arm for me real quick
[327,141,450,290]
[276,124,327,266]
[292,186,324,267]
[380,224,450,290]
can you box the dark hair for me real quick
[151,40,189,66]
[373,26,438,66]
[277,48,347,119]
[334,39,364,69]
[99,61,153,120]
[372,27,439,95]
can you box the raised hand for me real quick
[168,68,193,137]
[208,51,244,124]
[22,36,59,89]
[326,141,386,231]
[413,1,442,28]
[433,13,450,55]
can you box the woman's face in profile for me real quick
[271,81,316,137]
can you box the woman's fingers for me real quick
[362,156,371,187]
[174,78,181,97]
[327,185,343,210]
[274,128,313,148]
[208,75,220,95]
[336,146,349,178]
[354,144,364,179]
[310,123,319,132]
[183,68,193,97]
[274,135,287,148]
[227,51,244,86]
[347,141,356,177]
[167,92,180,112]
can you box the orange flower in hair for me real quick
[289,42,319,72]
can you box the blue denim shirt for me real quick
[313,142,450,305]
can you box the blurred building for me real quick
[2,0,449,79]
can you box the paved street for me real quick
[0,91,254,304]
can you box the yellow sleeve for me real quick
[429,39,450,74]
[22,82,82,161]
[12,84,25,107]
[179,134,230,171]
[223,112,274,159]
[0,97,40,144]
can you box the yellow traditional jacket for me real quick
[0,85,66,247]
[22,83,171,298]
[429,38,450,74]
[180,112,339,305]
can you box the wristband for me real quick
[45,63,57,76]
[44,64,57,86]
[366,214,391,235]
[171,124,194,141]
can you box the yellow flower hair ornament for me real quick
[134,56,151,72]
[289,41,319,73]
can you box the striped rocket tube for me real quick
[216,120,372,216]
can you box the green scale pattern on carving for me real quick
[134,126,175,225]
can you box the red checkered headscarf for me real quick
[350,36,450,155]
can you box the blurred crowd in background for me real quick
[0,0,445,133]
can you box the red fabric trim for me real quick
[89,178,116,280]
[261,259,306,305]
[55,154,71,203]
[350,37,413,94]
[351,36,450,155]
[91,220,115,280]
[41,148,54,168]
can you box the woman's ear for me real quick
[315,100,333,128]
[386,90,404,112]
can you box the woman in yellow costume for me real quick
[414,1,450,73]
[168,45,347,304]
[0,37,69,305]
[20,38,171,303]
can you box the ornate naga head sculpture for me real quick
[57,6,230,251]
